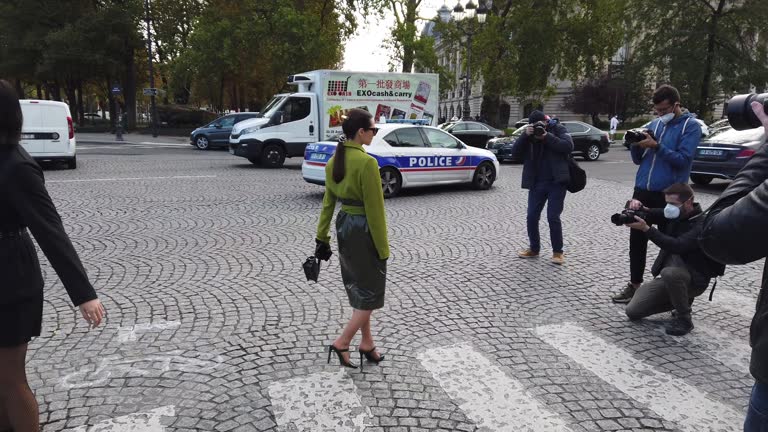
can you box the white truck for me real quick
[229,70,439,167]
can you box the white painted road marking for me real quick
[61,352,223,389]
[48,175,216,183]
[535,323,744,432]
[118,320,181,343]
[268,370,371,432]
[418,343,570,432]
[68,405,175,431]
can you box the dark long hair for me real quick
[0,80,22,149]
[333,108,372,183]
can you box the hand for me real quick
[79,299,106,329]
[315,239,332,261]
[525,126,534,136]
[751,101,768,130]
[628,199,644,210]
[626,216,650,232]
[637,132,658,149]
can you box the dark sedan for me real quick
[487,121,610,162]
[689,125,766,185]
[439,121,503,148]
[190,112,259,150]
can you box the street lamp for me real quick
[450,0,488,120]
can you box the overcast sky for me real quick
[342,1,448,72]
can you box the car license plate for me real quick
[699,149,723,156]
[490,149,498,154]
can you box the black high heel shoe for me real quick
[358,347,385,371]
[328,344,358,368]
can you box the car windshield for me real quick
[261,96,286,118]
[702,126,765,144]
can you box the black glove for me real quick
[315,239,332,261]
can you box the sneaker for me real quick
[518,249,539,258]
[551,253,565,265]
[665,316,694,336]
[611,283,636,304]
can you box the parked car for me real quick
[513,118,529,128]
[486,121,610,162]
[689,124,766,185]
[302,123,500,198]
[623,118,709,149]
[190,112,259,150]
[19,99,77,169]
[439,121,503,148]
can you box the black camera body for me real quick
[532,121,547,137]
[624,128,656,145]
[611,202,650,226]
[727,93,768,131]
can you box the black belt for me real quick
[0,228,27,239]
[340,198,364,207]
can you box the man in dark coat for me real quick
[511,110,574,264]
[699,100,768,431]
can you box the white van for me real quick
[19,100,77,169]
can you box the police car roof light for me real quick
[383,119,430,125]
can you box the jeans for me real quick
[630,189,668,284]
[625,263,693,320]
[527,182,567,253]
[745,382,768,432]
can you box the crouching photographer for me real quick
[618,183,724,336]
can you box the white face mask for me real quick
[659,113,675,124]
[664,203,681,219]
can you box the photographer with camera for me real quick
[511,110,574,265]
[612,85,701,304]
[618,183,724,335]
[699,98,768,430]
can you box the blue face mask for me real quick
[664,203,682,219]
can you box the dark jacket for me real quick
[631,113,700,192]
[511,123,574,189]
[700,144,768,384]
[643,204,724,293]
[0,145,96,306]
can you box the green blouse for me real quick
[316,141,390,260]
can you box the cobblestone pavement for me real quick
[28,146,761,431]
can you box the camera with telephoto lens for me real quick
[611,201,650,226]
[624,128,656,145]
[726,93,768,130]
[532,121,547,136]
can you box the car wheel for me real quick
[260,143,286,168]
[195,135,210,150]
[690,174,714,185]
[380,167,402,198]
[66,156,77,170]
[585,143,601,161]
[472,162,496,190]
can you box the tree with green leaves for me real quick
[626,0,768,120]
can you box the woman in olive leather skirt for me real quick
[316,109,390,370]
[0,81,106,431]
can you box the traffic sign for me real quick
[143,88,158,96]
[111,85,122,95]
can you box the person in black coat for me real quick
[510,110,574,264]
[0,80,105,432]
[699,100,768,431]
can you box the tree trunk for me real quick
[124,48,137,130]
[106,76,116,132]
[36,84,42,99]
[64,80,78,121]
[76,80,86,125]
[51,81,62,101]
[400,0,418,73]
[161,74,170,104]
[14,79,23,98]
[699,1,725,119]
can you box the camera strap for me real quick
[708,277,719,301]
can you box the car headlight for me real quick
[242,126,261,135]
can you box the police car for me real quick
[301,120,500,198]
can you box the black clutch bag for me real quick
[303,256,321,282]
